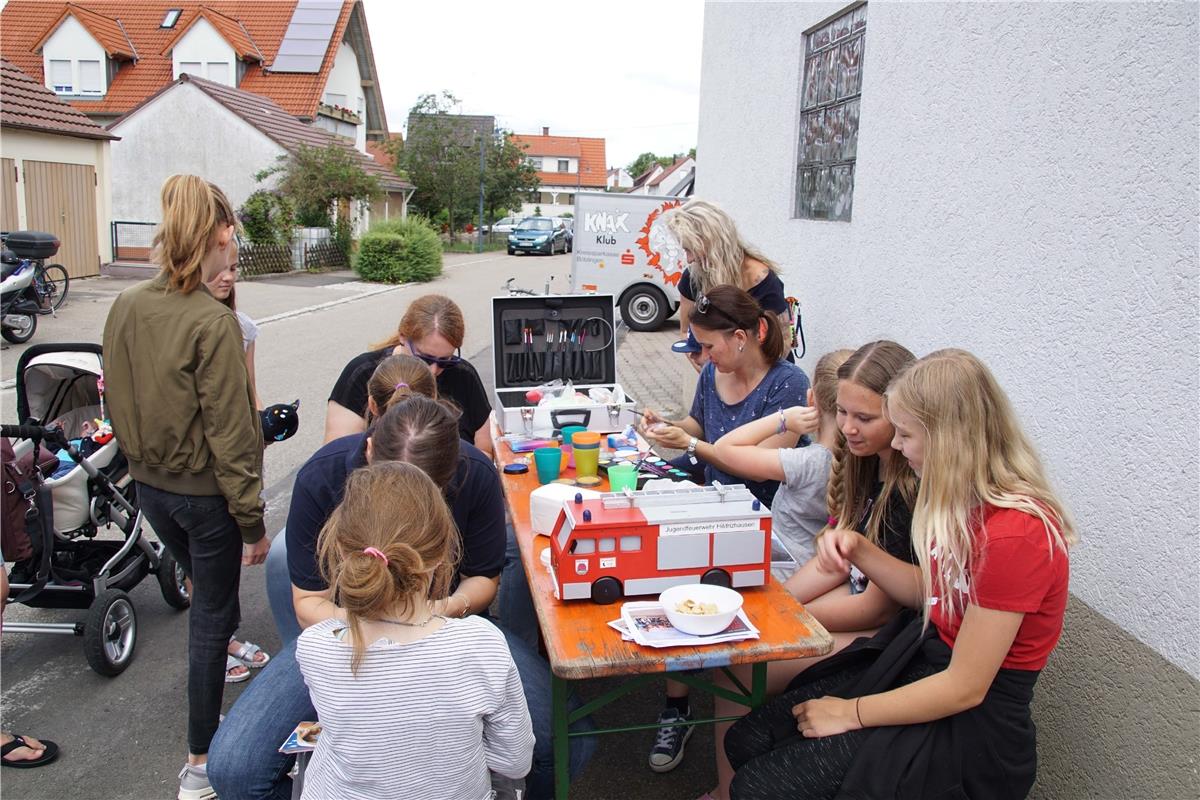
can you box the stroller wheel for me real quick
[157,547,191,610]
[83,589,137,677]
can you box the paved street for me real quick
[0,252,720,800]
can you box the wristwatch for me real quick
[686,436,699,465]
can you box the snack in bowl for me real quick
[659,583,743,636]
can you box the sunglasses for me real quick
[407,339,462,369]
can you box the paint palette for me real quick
[598,453,693,485]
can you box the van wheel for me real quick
[591,576,622,605]
[620,286,669,332]
[701,568,732,588]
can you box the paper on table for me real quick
[617,601,760,649]
[279,722,320,754]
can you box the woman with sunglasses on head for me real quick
[324,294,493,455]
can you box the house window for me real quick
[161,8,182,28]
[795,3,866,222]
[558,159,569,172]
[526,157,541,169]
[79,60,102,95]
[206,62,229,84]
[324,92,347,108]
[49,60,72,93]
[179,61,201,77]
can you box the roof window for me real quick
[161,9,182,28]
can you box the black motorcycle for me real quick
[1,232,60,344]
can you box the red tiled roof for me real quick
[0,58,118,140]
[126,74,410,190]
[161,5,263,62]
[33,3,137,60]
[364,133,400,171]
[511,132,606,189]
[2,1,351,119]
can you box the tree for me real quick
[627,151,661,180]
[485,130,540,225]
[400,92,481,240]
[256,143,380,232]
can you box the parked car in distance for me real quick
[508,217,571,256]
[485,215,522,234]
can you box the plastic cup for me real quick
[533,447,562,484]
[560,425,587,469]
[608,463,637,493]
[571,431,601,479]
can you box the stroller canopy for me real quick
[15,343,103,425]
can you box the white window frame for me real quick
[179,61,202,77]
[78,59,102,95]
[49,59,73,94]
[205,61,230,84]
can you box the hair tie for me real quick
[394,382,409,391]
[827,516,838,527]
[363,547,388,565]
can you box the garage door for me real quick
[1,158,17,232]
[22,160,99,278]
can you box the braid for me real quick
[822,431,848,536]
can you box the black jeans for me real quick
[138,482,243,756]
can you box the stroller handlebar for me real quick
[1,424,67,445]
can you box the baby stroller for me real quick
[2,343,189,676]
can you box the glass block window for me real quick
[795,3,867,221]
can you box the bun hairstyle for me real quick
[688,284,786,364]
[154,174,237,294]
[663,198,778,297]
[366,354,439,422]
[373,294,466,351]
[369,395,462,491]
[811,349,855,417]
[316,461,460,674]
[885,349,1076,622]
[823,340,918,545]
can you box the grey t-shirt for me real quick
[771,443,832,565]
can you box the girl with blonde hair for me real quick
[324,294,493,454]
[296,461,534,799]
[103,174,267,800]
[724,349,1075,800]
[664,199,792,362]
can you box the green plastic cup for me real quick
[533,447,562,484]
[608,463,637,493]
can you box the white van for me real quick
[569,192,685,331]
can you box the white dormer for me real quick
[171,17,236,87]
[42,15,107,97]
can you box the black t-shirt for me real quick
[678,268,790,315]
[285,432,507,592]
[328,348,492,444]
[849,482,916,593]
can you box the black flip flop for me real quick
[1,735,59,768]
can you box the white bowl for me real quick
[659,584,743,636]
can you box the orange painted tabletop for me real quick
[492,422,834,681]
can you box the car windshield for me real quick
[518,218,553,231]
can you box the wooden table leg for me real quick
[552,674,571,799]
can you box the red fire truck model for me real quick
[547,484,773,604]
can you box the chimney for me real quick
[542,126,549,136]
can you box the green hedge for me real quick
[353,217,443,284]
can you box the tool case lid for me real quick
[491,293,618,391]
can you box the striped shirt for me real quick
[296,616,534,800]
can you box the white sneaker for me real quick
[178,763,217,800]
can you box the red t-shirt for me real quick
[929,505,1069,671]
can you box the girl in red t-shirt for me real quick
[724,348,1076,800]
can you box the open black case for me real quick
[491,294,638,435]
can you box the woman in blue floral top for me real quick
[641,284,810,507]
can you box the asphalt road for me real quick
[0,250,717,800]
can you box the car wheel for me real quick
[508,247,516,256]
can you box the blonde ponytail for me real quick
[153,174,237,294]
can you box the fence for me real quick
[110,221,156,262]
[303,241,347,270]
[239,243,293,277]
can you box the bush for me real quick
[354,217,443,284]
[238,190,295,245]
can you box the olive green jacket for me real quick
[102,273,265,543]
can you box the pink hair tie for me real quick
[394,382,409,391]
[827,516,838,526]
[363,547,388,565]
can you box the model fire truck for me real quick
[547,484,773,604]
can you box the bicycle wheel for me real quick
[38,264,69,310]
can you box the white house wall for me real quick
[0,128,113,262]
[698,2,1197,796]
[321,41,366,153]
[171,17,237,86]
[41,15,107,96]
[108,82,284,222]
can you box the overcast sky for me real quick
[362,0,704,171]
